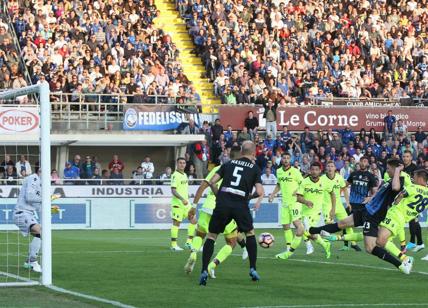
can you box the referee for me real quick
[199,141,264,285]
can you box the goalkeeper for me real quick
[13,169,60,273]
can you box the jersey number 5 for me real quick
[407,194,428,213]
[230,167,244,187]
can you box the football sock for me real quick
[314,235,327,249]
[385,241,405,260]
[309,223,340,235]
[201,238,215,272]
[213,244,233,265]
[191,236,203,253]
[187,223,196,243]
[415,222,423,245]
[290,235,303,253]
[246,235,257,270]
[29,236,41,262]
[409,219,416,243]
[371,246,401,268]
[284,229,293,248]
[238,238,246,248]
[343,232,363,242]
[343,228,349,247]
[171,225,179,246]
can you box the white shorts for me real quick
[13,211,38,237]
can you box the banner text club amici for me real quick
[123,104,200,131]
[219,106,427,132]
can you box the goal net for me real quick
[0,84,51,286]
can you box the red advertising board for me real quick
[218,106,428,132]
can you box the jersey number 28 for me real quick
[231,167,244,187]
[407,194,428,213]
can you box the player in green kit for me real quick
[184,147,244,276]
[276,162,334,259]
[375,168,428,274]
[268,152,303,251]
[170,157,197,251]
[322,161,359,251]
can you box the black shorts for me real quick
[362,211,380,237]
[351,204,366,227]
[209,201,253,234]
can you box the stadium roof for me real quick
[0,132,205,146]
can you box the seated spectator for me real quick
[101,169,111,185]
[237,127,251,144]
[3,165,18,185]
[159,167,172,184]
[141,156,155,179]
[131,166,145,185]
[110,167,124,185]
[186,163,197,184]
[90,168,102,185]
[51,169,61,185]
[0,155,14,174]
[244,111,259,139]
[63,161,80,185]
[80,156,96,180]
[261,167,277,185]
[108,155,125,173]
[15,155,31,178]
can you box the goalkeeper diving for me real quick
[13,169,61,273]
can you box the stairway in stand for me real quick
[154,0,220,112]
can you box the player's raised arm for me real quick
[392,164,404,191]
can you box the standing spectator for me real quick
[330,133,343,153]
[141,156,155,179]
[394,119,408,137]
[237,127,251,144]
[414,126,427,144]
[383,110,396,137]
[280,126,291,143]
[3,165,18,185]
[63,161,80,185]
[80,156,96,180]
[110,167,124,185]
[181,118,199,135]
[108,155,125,173]
[300,127,314,153]
[337,126,355,145]
[15,155,31,178]
[340,160,353,180]
[353,148,364,163]
[261,167,277,185]
[262,98,278,138]
[244,111,259,140]
[71,155,82,172]
[211,118,224,142]
[192,139,209,179]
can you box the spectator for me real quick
[337,126,355,145]
[51,169,61,185]
[244,111,259,140]
[383,110,396,137]
[80,156,96,180]
[192,139,209,179]
[141,156,155,179]
[3,165,18,185]
[0,155,14,174]
[110,167,124,185]
[186,163,197,184]
[261,167,277,185]
[101,169,111,185]
[15,155,31,178]
[159,167,172,184]
[353,148,364,163]
[91,168,102,185]
[330,132,343,153]
[211,119,224,142]
[300,127,314,153]
[415,126,427,144]
[131,167,145,185]
[237,126,251,144]
[108,155,125,173]
[262,98,278,138]
[63,161,80,185]
[181,118,199,135]
[280,126,291,143]
[394,119,408,137]
[340,160,353,180]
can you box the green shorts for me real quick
[303,207,322,228]
[280,203,302,225]
[380,207,405,237]
[198,211,237,238]
[171,204,192,222]
[323,203,348,224]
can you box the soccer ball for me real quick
[258,232,275,248]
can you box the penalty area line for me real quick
[47,285,137,308]
[242,303,428,308]
[231,254,428,276]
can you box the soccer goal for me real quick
[0,83,51,287]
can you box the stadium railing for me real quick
[0,178,203,186]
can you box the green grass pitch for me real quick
[1,229,428,308]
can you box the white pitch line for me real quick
[242,304,428,308]
[231,254,428,276]
[47,285,137,308]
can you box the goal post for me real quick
[0,82,51,286]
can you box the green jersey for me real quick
[394,182,428,223]
[297,176,334,211]
[171,170,189,207]
[201,166,222,214]
[322,173,346,208]
[276,166,303,207]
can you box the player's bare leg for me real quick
[276,219,305,260]
[24,224,42,273]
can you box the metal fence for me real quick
[0,178,203,186]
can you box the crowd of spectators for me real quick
[180,0,428,105]
[0,0,201,106]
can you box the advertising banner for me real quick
[123,104,200,131]
[219,106,427,132]
[0,107,39,134]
